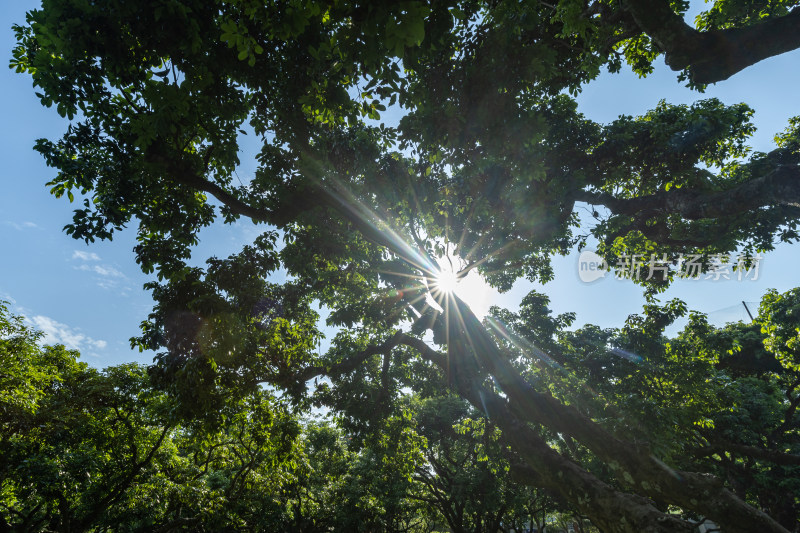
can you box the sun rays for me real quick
[433,262,460,295]
[300,159,502,325]
[429,253,492,318]
[305,168,656,444]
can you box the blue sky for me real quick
[2,1,799,368]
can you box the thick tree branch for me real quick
[621,0,800,83]
[295,332,403,383]
[398,334,700,532]
[694,440,800,466]
[773,375,800,438]
[146,149,327,226]
[576,163,800,220]
[436,295,790,533]
[147,144,446,281]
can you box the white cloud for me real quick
[94,265,125,278]
[3,297,108,356]
[78,263,125,278]
[72,250,101,261]
[72,252,129,291]
[0,291,17,305]
[26,314,107,355]
[91,339,108,350]
[4,221,38,231]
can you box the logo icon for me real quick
[578,250,608,283]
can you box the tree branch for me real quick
[694,440,800,466]
[296,332,403,383]
[436,294,791,533]
[576,163,800,221]
[621,0,800,84]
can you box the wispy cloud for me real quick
[72,250,101,261]
[2,293,108,356]
[4,220,38,231]
[72,250,129,291]
[0,291,17,305]
[77,263,125,278]
[26,314,107,354]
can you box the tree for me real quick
[11,0,800,530]
[411,393,573,533]
[495,290,800,530]
[411,395,516,533]
[1,302,174,532]
[287,416,429,533]
[0,302,304,532]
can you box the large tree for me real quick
[0,302,304,532]
[11,0,800,531]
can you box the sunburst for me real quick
[430,253,492,318]
[434,262,460,295]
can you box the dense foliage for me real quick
[3,288,799,531]
[8,0,800,530]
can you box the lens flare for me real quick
[428,254,492,318]
[436,265,460,294]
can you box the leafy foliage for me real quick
[9,0,800,530]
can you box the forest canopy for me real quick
[6,0,800,531]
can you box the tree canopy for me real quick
[9,0,800,531]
